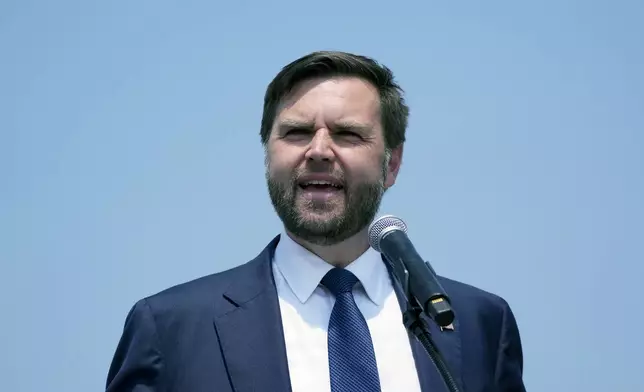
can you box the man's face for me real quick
[265,77,402,245]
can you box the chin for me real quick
[297,199,343,213]
[296,206,344,223]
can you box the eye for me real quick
[285,128,310,136]
[335,130,362,140]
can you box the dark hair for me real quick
[260,51,409,150]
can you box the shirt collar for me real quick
[273,232,390,306]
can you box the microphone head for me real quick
[368,215,408,252]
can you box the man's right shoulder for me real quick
[132,257,264,320]
[122,235,280,327]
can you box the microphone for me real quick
[368,215,455,328]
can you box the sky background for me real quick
[2,0,643,391]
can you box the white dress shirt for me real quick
[272,232,422,392]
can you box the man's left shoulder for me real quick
[437,277,526,390]
[437,275,517,321]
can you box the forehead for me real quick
[276,77,381,124]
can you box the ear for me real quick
[384,144,403,189]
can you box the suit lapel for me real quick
[213,236,292,392]
[384,255,464,392]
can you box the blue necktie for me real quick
[322,268,381,392]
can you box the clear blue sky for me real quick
[2,1,643,390]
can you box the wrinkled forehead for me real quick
[274,76,382,128]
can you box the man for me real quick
[106,51,526,392]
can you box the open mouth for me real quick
[298,180,344,192]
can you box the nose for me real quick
[304,129,335,162]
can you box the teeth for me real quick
[304,180,340,188]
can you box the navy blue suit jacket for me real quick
[106,235,526,391]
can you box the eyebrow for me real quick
[333,120,372,134]
[276,119,315,132]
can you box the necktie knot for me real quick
[322,268,359,295]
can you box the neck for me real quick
[286,229,370,268]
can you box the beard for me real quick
[266,157,389,246]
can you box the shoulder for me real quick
[437,277,525,388]
[140,257,262,316]
[439,276,512,309]
[437,276,517,329]
[124,235,279,325]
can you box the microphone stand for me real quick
[386,258,462,392]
